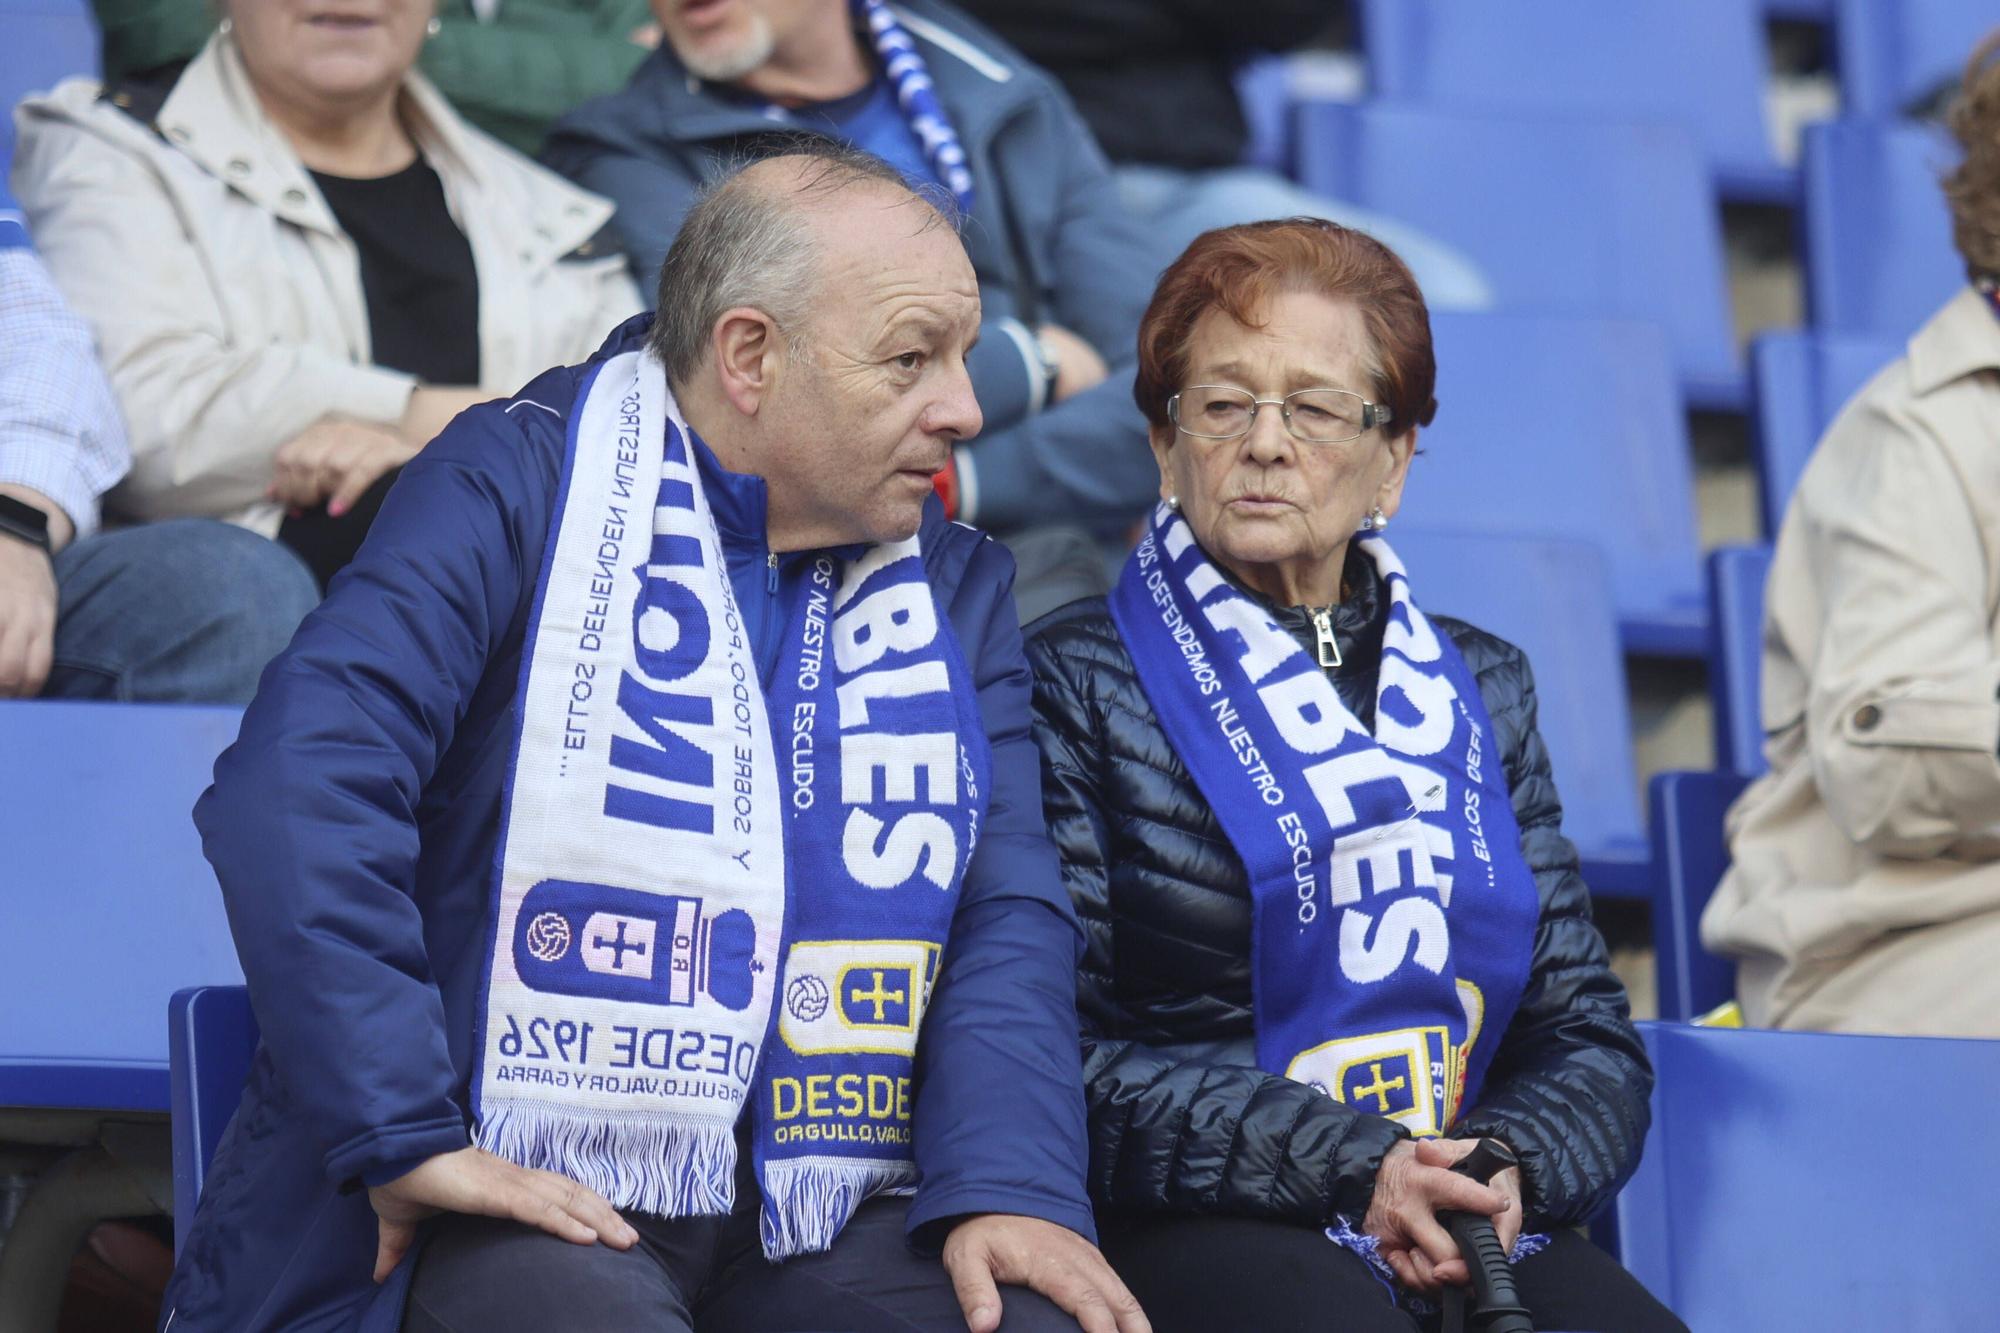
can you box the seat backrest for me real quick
[1293,101,1742,409]
[0,702,246,1113]
[1618,1021,2000,1330]
[1750,331,1902,536]
[1233,55,1292,174]
[1647,771,1752,1021]
[1387,531,1645,882]
[1360,0,1786,199]
[168,985,259,1255]
[1707,546,1773,777]
[1835,0,1995,118]
[0,3,98,159]
[1802,119,1963,339]
[1395,310,1705,658]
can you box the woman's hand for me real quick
[270,418,416,516]
[1362,1138,1510,1294]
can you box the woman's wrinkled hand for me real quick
[1362,1137,1510,1294]
[269,418,416,517]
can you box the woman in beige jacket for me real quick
[1702,32,2000,1036]
[9,0,640,582]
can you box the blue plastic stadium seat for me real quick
[0,1,98,159]
[0,701,245,1114]
[1293,102,1742,410]
[1803,119,1963,340]
[1648,771,1752,1022]
[1618,1021,2000,1330]
[169,986,259,1255]
[1835,0,1996,118]
[1360,0,1792,202]
[1397,310,1705,657]
[1707,546,1773,778]
[1388,531,1648,896]
[1749,331,1900,535]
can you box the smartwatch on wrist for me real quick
[0,493,53,561]
[1032,331,1061,402]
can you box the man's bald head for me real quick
[651,143,960,388]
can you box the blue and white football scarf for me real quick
[473,345,990,1258]
[1110,503,1540,1140]
[854,0,976,216]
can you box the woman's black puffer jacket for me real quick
[1024,549,1652,1231]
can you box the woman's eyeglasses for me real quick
[1167,385,1393,445]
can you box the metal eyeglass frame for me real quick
[1167,385,1394,445]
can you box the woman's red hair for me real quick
[1133,218,1438,436]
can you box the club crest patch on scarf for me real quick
[472,346,989,1257]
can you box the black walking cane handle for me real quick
[1438,1138,1535,1333]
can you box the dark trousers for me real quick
[404,1194,1078,1332]
[1098,1215,1688,1333]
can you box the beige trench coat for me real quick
[1702,286,2000,1036]
[9,34,641,536]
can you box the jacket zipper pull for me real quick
[1313,609,1342,668]
[767,551,779,593]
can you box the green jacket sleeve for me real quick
[420,0,655,156]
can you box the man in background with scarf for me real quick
[545,0,1163,620]
[163,145,1147,1333]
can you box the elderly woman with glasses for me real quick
[1026,219,1683,1332]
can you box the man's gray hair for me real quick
[650,139,960,386]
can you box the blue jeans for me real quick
[44,519,319,704]
[1115,164,1496,312]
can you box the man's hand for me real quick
[1036,324,1109,404]
[0,533,57,698]
[366,1146,638,1283]
[942,1213,1149,1333]
[1362,1138,1511,1294]
[270,418,416,517]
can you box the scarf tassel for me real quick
[758,1158,916,1259]
[476,1106,737,1219]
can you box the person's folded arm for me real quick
[13,115,415,521]
[953,377,1157,537]
[1796,401,2000,858]
[1027,624,1407,1225]
[195,399,557,1185]
[909,538,1099,1248]
[949,82,1160,534]
[1449,653,1651,1229]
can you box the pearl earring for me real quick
[427,17,443,37]
[1361,506,1387,531]
[218,16,233,35]
[1166,495,1180,511]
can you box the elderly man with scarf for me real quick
[162,146,1147,1333]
